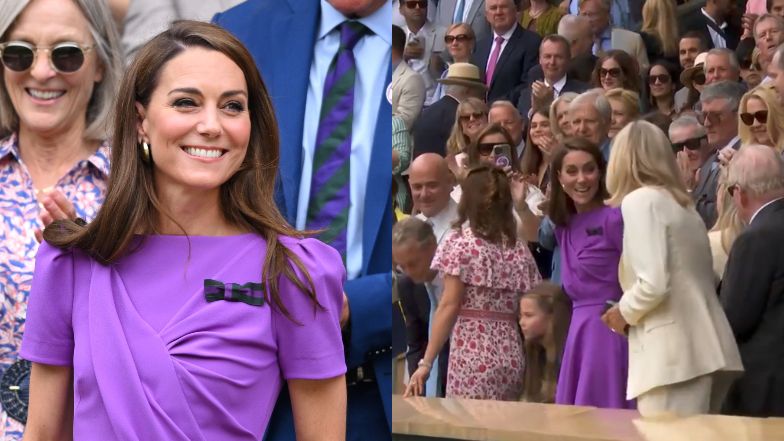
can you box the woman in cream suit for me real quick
[601,121,743,417]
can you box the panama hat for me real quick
[680,52,709,90]
[437,62,487,91]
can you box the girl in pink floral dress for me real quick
[405,165,541,400]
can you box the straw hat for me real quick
[680,52,709,90]
[437,62,487,91]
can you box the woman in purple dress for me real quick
[547,138,634,409]
[20,21,346,440]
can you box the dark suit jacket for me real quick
[515,73,589,117]
[473,25,541,104]
[412,95,458,158]
[692,149,722,229]
[215,1,393,439]
[680,8,741,50]
[526,53,598,86]
[721,198,784,417]
[396,275,430,377]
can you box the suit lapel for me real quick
[466,0,484,23]
[489,26,521,87]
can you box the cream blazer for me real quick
[611,28,650,73]
[617,187,742,399]
[391,61,426,130]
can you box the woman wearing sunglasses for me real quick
[0,0,121,438]
[445,97,488,157]
[590,50,641,96]
[646,60,681,119]
[433,23,476,100]
[22,21,346,440]
[738,84,784,154]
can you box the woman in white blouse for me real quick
[601,120,743,417]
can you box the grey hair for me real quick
[706,48,740,73]
[699,81,746,111]
[392,217,437,247]
[569,88,611,125]
[727,144,784,197]
[668,115,706,139]
[489,100,522,120]
[558,14,591,39]
[754,13,784,38]
[0,0,122,141]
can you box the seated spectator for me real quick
[570,89,613,159]
[556,14,597,84]
[708,170,745,283]
[578,0,649,72]
[704,48,742,85]
[518,282,572,403]
[547,137,633,409]
[675,33,709,112]
[433,23,476,100]
[603,120,742,417]
[550,92,580,139]
[735,38,763,89]
[721,143,784,417]
[400,0,447,107]
[591,50,642,95]
[521,107,558,191]
[738,84,784,153]
[393,25,427,129]
[639,0,679,66]
[681,0,741,51]
[434,0,491,43]
[489,101,526,160]
[647,60,681,119]
[405,165,542,400]
[679,52,710,114]
[414,62,487,157]
[752,13,784,76]
[518,35,590,118]
[446,97,489,157]
[605,88,641,139]
[521,0,565,37]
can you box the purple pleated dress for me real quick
[21,234,346,440]
[554,206,635,409]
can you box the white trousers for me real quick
[637,371,735,418]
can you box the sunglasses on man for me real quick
[404,0,428,9]
[0,41,94,74]
[672,134,707,151]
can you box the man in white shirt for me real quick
[400,0,447,106]
[681,0,740,50]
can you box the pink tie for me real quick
[485,36,504,86]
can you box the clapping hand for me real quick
[531,81,554,109]
[34,189,77,243]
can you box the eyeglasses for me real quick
[740,110,769,125]
[477,143,496,155]
[599,67,621,78]
[404,0,428,9]
[649,74,671,85]
[693,71,706,86]
[672,134,707,150]
[696,111,727,125]
[445,34,471,44]
[0,41,95,74]
[459,111,486,123]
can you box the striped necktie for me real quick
[306,21,369,258]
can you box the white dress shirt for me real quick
[701,8,728,49]
[486,26,516,73]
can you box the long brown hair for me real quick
[454,165,517,245]
[44,21,319,321]
[520,106,551,185]
[547,137,608,226]
[591,50,641,94]
[519,282,572,403]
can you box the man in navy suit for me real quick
[472,0,541,104]
[214,1,392,440]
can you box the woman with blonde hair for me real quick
[605,88,640,139]
[445,97,488,156]
[602,120,742,417]
[550,92,578,140]
[738,84,784,154]
[434,23,477,100]
[640,0,679,65]
[708,170,746,282]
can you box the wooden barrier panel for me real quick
[393,395,784,441]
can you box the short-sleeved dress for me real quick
[431,225,542,400]
[20,234,346,440]
[554,206,635,409]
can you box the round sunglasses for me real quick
[0,41,95,74]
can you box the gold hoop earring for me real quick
[141,141,151,163]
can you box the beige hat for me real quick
[437,62,487,91]
[680,52,709,90]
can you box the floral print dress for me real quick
[431,225,542,400]
[0,134,109,439]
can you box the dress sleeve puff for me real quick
[272,237,347,380]
[430,227,465,279]
[20,241,76,366]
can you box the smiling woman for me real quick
[0,0,122,438]
[19,20,347,441]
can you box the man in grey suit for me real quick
[721,144,784,417]
[669,115,718,227]
[579,0,649,72]
[434,0,491,45]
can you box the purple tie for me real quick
[485,36,504,86]
[306,21,369,258]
